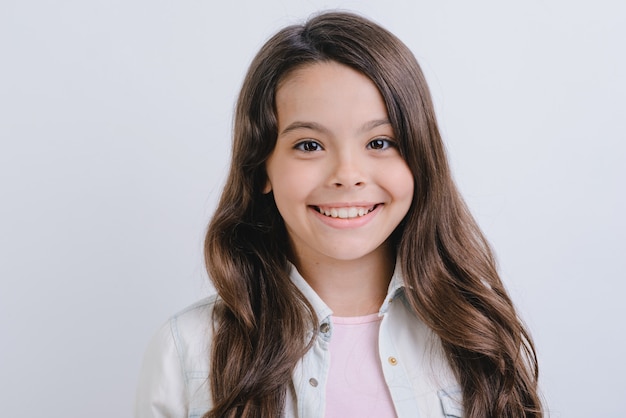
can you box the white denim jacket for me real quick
[135,265,463,418]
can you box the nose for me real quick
[329,151,366,188]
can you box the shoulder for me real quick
[169,294,219,347]
[135,295,219,418]
[163,294,219,378]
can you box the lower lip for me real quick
[309,205,381,229]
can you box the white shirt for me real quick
[135,264,463,418]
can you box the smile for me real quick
[312,205,378,219]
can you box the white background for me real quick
[1,1,624,417]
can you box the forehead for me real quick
[274,61,389,127]
[277,61,373,94]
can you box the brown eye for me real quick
[295,140,323,152]
[367,138,394,150]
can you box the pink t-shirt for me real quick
[324,313,397,418]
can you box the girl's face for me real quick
[265,61,414,268]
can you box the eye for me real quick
[367,137,395,150]
[294,140,323,152]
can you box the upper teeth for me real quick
[318,206,374,219]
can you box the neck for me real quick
[292,244,395,317]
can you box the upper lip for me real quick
[309,202,379,209]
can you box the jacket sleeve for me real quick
[135,320,188,418]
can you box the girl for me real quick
[136,11,543,418]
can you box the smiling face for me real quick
[265,61,414,270]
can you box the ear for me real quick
[262,178,272,194]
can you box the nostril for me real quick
[333,180,364,188]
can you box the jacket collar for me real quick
[380,259,405,315]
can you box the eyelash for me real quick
[367,137,396,150]
[293,137,396,152]
[294,140,323,152]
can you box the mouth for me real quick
[311,204,379,219]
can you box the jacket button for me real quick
[320,323,330,333]
[388,356,398,366]
[309,378,318,387]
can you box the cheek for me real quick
[270,167,316,211]
[387,163,415,202]
[276,162,318,191]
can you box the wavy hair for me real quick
[204,11,542,418]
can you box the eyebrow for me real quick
[279,121,330,137]
[359,119,392,134]
[279,119,391,137]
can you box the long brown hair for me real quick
[204,11,542,418]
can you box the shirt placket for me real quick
[293,319,332,418]
[378,295,422,418]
